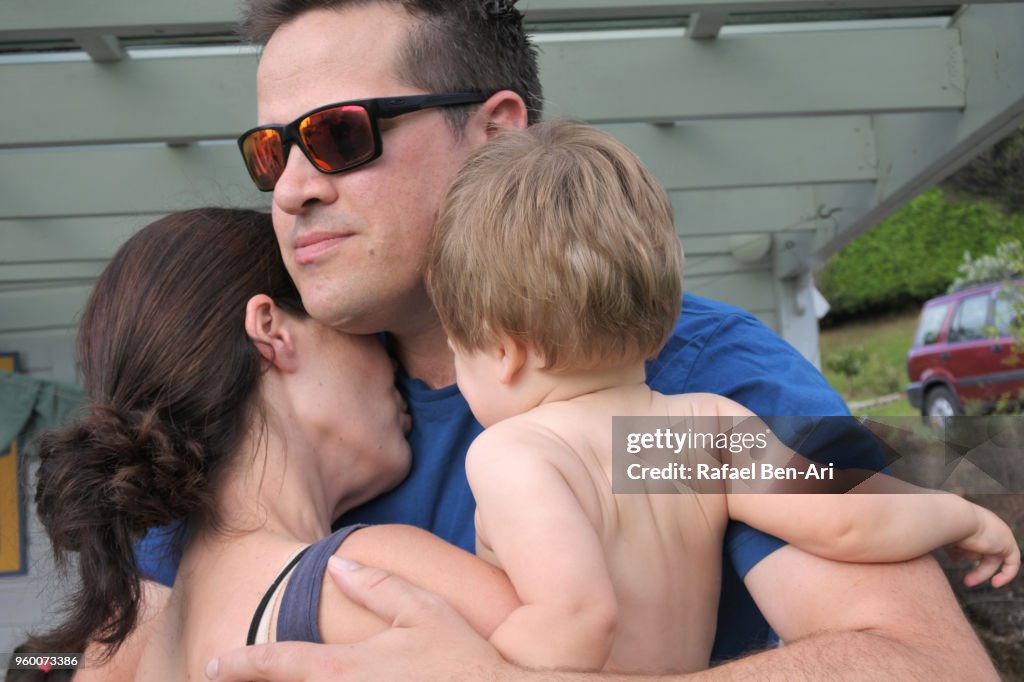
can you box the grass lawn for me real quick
[818,307,920,416]
[858,396,916,418]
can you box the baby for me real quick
[425,120,1020,673]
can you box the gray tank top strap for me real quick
[275,524,369,642]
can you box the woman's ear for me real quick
[244,294,299,371]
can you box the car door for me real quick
[907,300,954,400]
[944,291,1015,406]
[987,287,1024,401]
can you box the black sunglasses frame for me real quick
[237,92,491,191]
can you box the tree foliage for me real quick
[942,125,1024,214]
[948,240,1024,292]
[817,190,1024,320]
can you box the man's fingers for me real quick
[206,559,510,682]
[206,641,326,682]
[327,556,458,630]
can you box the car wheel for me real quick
[924,386,962,430]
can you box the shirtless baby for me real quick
[424,120,1020,674]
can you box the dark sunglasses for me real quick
[237,92,491,191]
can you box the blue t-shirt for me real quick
[136,292,850,661]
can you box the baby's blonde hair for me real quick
[427,120,683,371]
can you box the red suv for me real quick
[907,281,1024,419]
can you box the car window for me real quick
[993,291,1024,337]
[948,294,990,342]
[914,303,950,346]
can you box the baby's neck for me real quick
[536,361,649,407]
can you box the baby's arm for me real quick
[467,423,617,671]
[687,393,1020,587]
[726,479,1020,587]
[317,524,521,644]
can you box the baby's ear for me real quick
[497,334,530,385]
[244,294,299,371]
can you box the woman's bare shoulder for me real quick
[318,525,519,644]
[70,581,170,682]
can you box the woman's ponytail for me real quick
[13,208,304,661]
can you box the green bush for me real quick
[823,347,868,396]
[818,190,1024,320]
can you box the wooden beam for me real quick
[0,0,236,40]
[771,270,822,365]
[808,3,1024,270]
[0,54,256,147]
[0,215,153,261]
[75,34,126,63]
[670,185,853,237]
[602,116,875,192]
[0,117,873,219]
[806,182,878,264]
[0,186,828,266]
[0,144,268,220]
[0,26,962,147]
[0,262,104,285]
[0,285,91,334]
[685,269,777,313]
[517,0,1018,22]
[686,12,728,39]
[4,0,1016,38]
[540,26,963,123]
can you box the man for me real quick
[194,0,994,678]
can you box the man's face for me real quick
[256,4,476,336]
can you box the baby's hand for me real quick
[949,505,1021,588]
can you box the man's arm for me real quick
[207,547,998,681]
[711,545,997,680]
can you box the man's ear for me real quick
[476,90,529,141]
[497,334,530,385]
[244,294,299,371]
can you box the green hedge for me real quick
[817,190,1024,320]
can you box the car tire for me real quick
[923,385,962,429]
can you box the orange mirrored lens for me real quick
[299,106,375,172]
[243,129,285,191]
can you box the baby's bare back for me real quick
[517,387,737,673]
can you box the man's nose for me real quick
[272,144,339,214]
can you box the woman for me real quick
[13,208,516,680]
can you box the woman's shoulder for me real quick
[318,524,518,642]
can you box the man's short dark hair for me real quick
[240,0,543,131]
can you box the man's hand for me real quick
[206,557,512,682]
[208,548,1000,682]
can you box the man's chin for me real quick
[303,296,380,334]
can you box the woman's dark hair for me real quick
[240,0,544,128]
[18,208,304,665]
[6,643,75,682]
